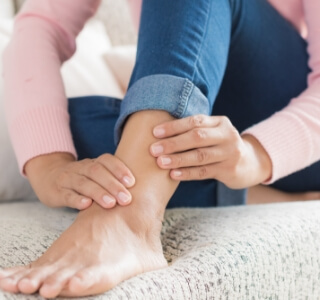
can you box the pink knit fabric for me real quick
[3,0,320,183]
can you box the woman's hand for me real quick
[25,152,135,210]
[150,115,272,189]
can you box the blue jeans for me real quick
[69,0,319,208]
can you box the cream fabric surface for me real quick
[0,199,320,299]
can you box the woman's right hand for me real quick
[25,152,135,210]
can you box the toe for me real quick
[39,268,77,299]
[0,266,26,279]
[67,268,95,294]
[17,267,54,295]
[62,266,116,297]
[0,269,30,293]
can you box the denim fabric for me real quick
[69,0,319,209]
[114,75,210,145]
[69,96,219,209]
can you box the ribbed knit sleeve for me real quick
[3,0,101,175]
[243,0,320,183]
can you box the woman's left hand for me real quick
[150,115,272,189]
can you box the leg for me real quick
[0,108,175,298]
[3,0,306,296]
[0,0,236,293]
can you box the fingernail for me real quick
[81,198,91,204]
[161,157,172,166]
[153,127,165,137]
[118,192,131,204]
[103,195,116,206]
[151,144,164,155]
[172,170,182,177]
[123,176,134,187]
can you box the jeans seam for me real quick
[190,0,213,85]
[176,79,194,117]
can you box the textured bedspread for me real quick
[0,199,320,299]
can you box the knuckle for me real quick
[229,126,239,140]
[220,116,230,125]
[81,158,92,165]
[193,128,207,141]
[189,115,206,128]
[174,155,183,168]
[99,153,112,162]
[183,168,191,179]
[196,149,208,164]
[198,166,208,179]
[63,191,74,205]
[87,162,101,176]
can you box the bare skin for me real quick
[24,152,136,210]
[247,185,320,205]
[1,111,308,298]
[0,111,179,298]
[149,114,320,205]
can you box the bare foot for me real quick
[0,203,167,298]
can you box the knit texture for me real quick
[1,199,319,299]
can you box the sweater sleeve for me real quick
[243,0,320,184]
[3,0,101,175]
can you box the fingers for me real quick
[55,154,136,209]
[153,115,220,138]
[97,154,135,188]
[156,147,226,169]
[61,173,129,209]
[54,190,93,210]
[169,164,218,181]
[151,127,224,157]
[80,156,134,206]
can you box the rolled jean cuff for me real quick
[114,74,210,144]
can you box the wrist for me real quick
[242,134,272,184]
[25,152,75,180]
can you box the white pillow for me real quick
[105,45,137,94]
[0,19,124,201]
[0,0,15,18]
[61,20,124,99]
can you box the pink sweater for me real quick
[3,0,320,183]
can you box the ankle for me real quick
[119,197,165,240]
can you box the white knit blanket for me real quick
[0,199,320,299]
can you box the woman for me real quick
[0,0,320,297]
